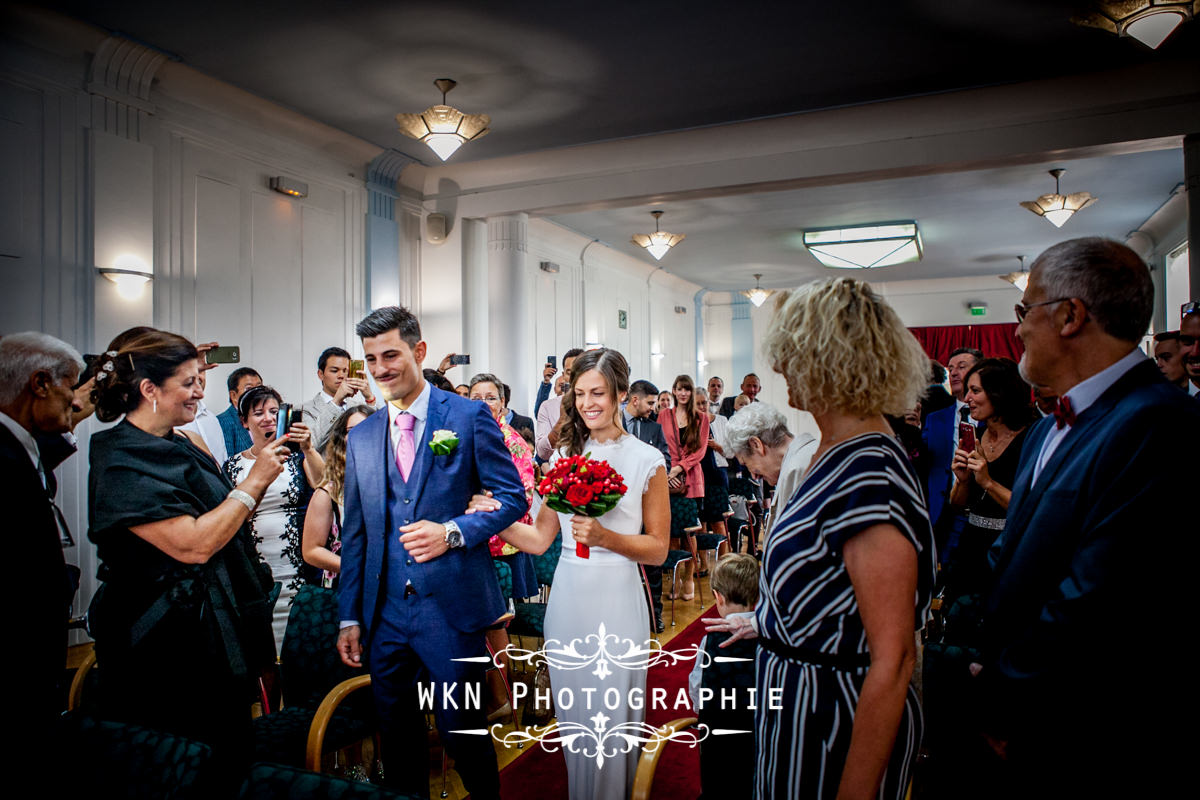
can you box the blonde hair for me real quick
[763,278,927,417]
[710,553,760,608]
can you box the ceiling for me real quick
[37,0,1195,163]
[549,148,1186,290]
[30,0,1199,291]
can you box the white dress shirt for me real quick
[709,413,731,468]
[179,399,228,465]
[1031,348,1145,486]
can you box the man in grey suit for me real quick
[624,379,672,632]
[302,346,378,450]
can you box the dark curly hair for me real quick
[963,358,1034,429]
[91,330,197,423]
[557,348,630,457]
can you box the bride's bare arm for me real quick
[466,492,560,554]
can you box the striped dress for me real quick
[756,432,936,800]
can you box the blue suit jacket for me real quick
[337,387,527,641]
[921,403,959,526]
[982,360,1200,746]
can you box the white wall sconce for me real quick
[539,261,561,273]
[269,176,308,198]
[651,351,666,359]
[98,267,153,300]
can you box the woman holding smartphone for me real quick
[945,357,1033,599]
[223,385,324,655]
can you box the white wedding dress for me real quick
[543,434,665,800]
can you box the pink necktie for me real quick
[394,412,416,481]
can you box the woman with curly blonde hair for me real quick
[705,277,937,800]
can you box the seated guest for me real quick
[0,331,85,764]
[302,346,377,451]
[706,277,935,800]
[1154,331,1190,391]
[302,405,374,589]
[689,553,760,800]
[218,366,260,458]
[455,383,470,397]
[87,329,283,764]
[224,385,324,655]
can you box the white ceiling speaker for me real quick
[426,213,448,245]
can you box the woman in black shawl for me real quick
[86,330,287,759]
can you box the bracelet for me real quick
[228,488,257,512]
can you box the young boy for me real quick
[688,553,759,800]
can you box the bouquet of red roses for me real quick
[538,452,628,558]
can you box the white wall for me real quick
[1,20,377,640]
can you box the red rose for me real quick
[564,484,592,507]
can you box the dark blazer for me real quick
[625,413,671,470]
[3,424,73,735]
[920,402,959,527]
[338,386,528,641]
[981,360,1200,789]
[507,411,535,439]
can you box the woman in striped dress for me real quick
[705,278,936,799]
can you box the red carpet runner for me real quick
[497,607,713,799]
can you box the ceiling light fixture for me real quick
[741,274,775,308]
[1020,169,1097,228]
[803,222,923,269]
[1000,255,1030,292]
[396,79,490,162]
[1072,1,1196,49]
[631,210,685,261]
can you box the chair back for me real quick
[278,586,359,708]
[531,531,561,588]
[62,713,218,798]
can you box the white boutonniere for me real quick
[429,429,460,456]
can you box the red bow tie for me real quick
[1053,396,1076,430]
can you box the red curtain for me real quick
[908,323,1023,366]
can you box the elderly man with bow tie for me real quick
[978,238,1199,797]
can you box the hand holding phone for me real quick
[203,344,240,365]
[958,421,977,454]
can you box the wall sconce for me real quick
[98,267,153,300]
[539,261,561,273]
[673,305,688,314]
[269,176,309,198]
[651,351,666,359]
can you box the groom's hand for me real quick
[399,520,450,562]
[337,625,364,668]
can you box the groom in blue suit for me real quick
[337,307,527,799]
[980,239,1199,796]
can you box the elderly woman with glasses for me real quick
[706,278,936,800]
[725,402,818,540]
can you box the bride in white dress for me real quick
[480,348,670,800]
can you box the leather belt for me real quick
[759,637,872,671]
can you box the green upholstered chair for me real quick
[237,761,421,799]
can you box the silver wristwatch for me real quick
[443,520,464,549]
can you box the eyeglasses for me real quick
[1014,297,1072,322]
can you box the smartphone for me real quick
[450,354,471,366]
[74,354,101,389]
[205,346,241,365]
[547,355,557,369]
[349,359,365,380]
[958,421,977,453]
[275,403,301,452]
